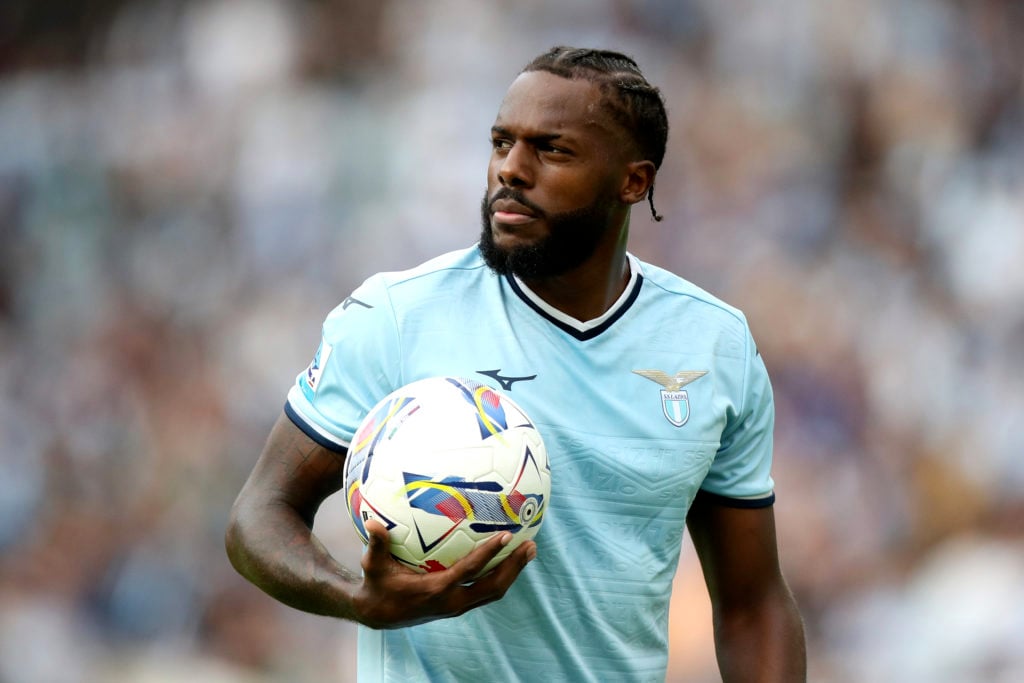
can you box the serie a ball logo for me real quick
[343,376,551,575]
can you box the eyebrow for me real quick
[490,125,566,146]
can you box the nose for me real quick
[496,141,532,188]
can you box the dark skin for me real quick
[487,71,655,319]
[226,413,536,629]
[226,70,806,679]
[687,494,807,682]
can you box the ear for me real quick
[619,160,657,205]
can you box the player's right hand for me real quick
[351,520,537,629]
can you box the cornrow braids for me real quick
[521,46,668,221]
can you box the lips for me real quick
[491,198,536,218]
[490,197,539,227]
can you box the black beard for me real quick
[478,188,616,280]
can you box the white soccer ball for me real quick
[343,376,550,576]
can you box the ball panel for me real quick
[342,376,550,576]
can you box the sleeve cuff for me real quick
[695,489,775,509]
[283,400,349,454]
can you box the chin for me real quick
[491,217,545,240]
[486,230,523,255]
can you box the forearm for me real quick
[225,497,362,620]
[712,589,806,683]
[225,413,536,630]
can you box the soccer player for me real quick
[226,46,807,682]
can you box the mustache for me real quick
[487,188,545,217]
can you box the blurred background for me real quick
[1,0,1022,681]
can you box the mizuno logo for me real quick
[477,369,537,392]
[342,296,373,310]
[632,369,708,391]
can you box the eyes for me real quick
[490,137,513,151]
[490,136,572,158]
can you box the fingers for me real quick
[447,531,514,581]
[456,540,537,611]
[361,523,537,587]
[360,520,395,575]
[456,532,536,589]
[364,519,389,546]
[489,539,537,578]
[353,528,538,628]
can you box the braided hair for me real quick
[521,46,669,221]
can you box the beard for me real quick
[478,188,617,280]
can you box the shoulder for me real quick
[325,246,488,317]
[375,246,489,290]
[636,257,746,322]
[634,256,753,344]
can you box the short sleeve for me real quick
[285,274,401,451]
[699,330,776,507]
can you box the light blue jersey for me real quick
[286,246,775,682]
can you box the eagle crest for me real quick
[631,369,708,391]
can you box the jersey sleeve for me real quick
[284,274,401,452]
[699,328,776,507]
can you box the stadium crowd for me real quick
[1,1,1022,681]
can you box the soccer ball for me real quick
[343,376,550,576]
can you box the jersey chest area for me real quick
[396,317,737,515]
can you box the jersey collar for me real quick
[506,254,644,341]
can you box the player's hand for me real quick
[352,520,537,629]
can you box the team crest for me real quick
[632,369,708,427]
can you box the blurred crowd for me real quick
[1,1,1022,681]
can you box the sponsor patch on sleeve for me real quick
[299,339,333,402]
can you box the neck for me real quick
[520,230,630,322]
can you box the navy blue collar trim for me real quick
[505,272,644,341]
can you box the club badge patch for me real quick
[632,369,708,427]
